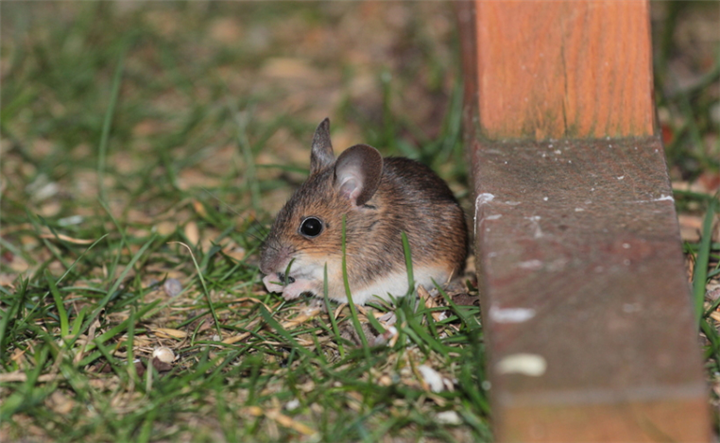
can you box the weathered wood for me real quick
[456,0,711,440]
[470,137,709,442]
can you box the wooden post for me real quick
[457,1,711,441]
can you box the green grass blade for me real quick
[78,300,160,367]
[694,196,718,326]
[406,312,447,356]
[99,199,128,290]
[341,215,371,357]
[44,270,69,339]
[0,278,29,359]
[401,232,415,297]
[258,306,315,361]
[126,307,138,381]
[0,345,51,421]
[171,241,222,336]
[91,234,157,319]
[230,102,261,213]
[97,48,126,204]
[70,306,88,337]
[323,263,345,358]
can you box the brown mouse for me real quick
[260,118,467,304]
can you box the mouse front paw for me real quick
[262,274,286,294]
[281,279,316,300]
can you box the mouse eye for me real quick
[299,217,324,238]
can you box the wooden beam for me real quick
[456,0,711,440]
[475,0,655,140]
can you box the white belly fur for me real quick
[331,266,450,305]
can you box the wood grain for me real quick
[475,0,655,140]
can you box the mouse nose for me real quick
[259,244,294,275]
[277,273,295,284]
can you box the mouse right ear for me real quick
[310,118,335,175]
[334,144,383,207]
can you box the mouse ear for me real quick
[310,118,335,175]
[334,144,383,207]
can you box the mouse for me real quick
[260,118,467,304]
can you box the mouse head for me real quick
[259,118,384,294]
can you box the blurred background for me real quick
[1,2,717,226]
[2,2,468,226]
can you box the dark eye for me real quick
[299,217,324,238]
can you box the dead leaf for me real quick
[210,17,242,44]
[153,328,188,339]
[222,332,251,344]
[260,58,321,82]
[265,408,316,436]
[39,233,95,245]
[156,221,177,236]
[710,311,720,324]
[222,245,246,261]
[0,372,64,383]
[184,222,199,245]
[46,390,75,415]
[191,200,208,219]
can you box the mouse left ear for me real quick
[310,118,335,175]
[334,144,383,207]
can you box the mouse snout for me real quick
[277,273,295,284]
[259,243,294,276]
[261,271,299,295]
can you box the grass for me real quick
[0,2,488,442]
[652,2,720,404]
[0,1,718,442]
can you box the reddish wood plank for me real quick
[455,0,712,440]
[475,0,655,140]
